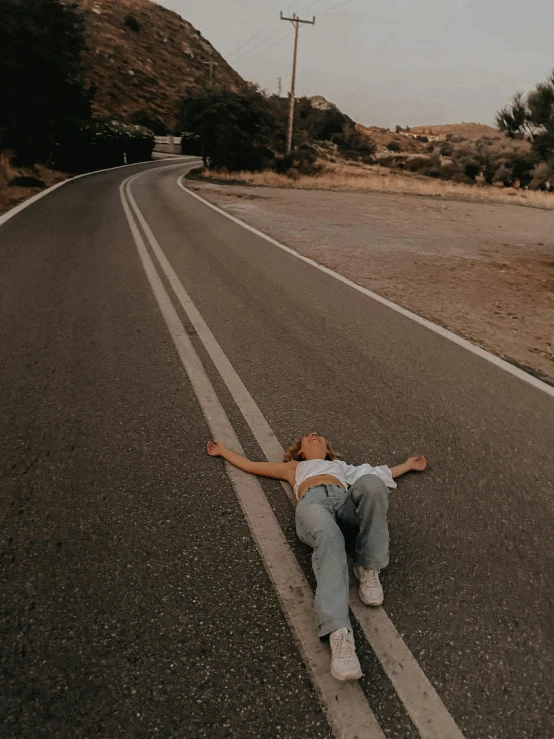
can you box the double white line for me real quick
[120,167,466,739]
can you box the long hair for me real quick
[283,435,339,462]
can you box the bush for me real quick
[332,124,375,161]
[124,14,141,33]
[404,156,432,172]
[386,140,402,152]
[52,119,154,172]
[528,161,554,190]
[181,132,203,156]
[274,145,322,177]
[9,175,45,187]
[178,89,278,170]
[130,110,168,135]
[0,0,91,163]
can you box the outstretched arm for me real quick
[390,456,427,478]
[207,440,295,483]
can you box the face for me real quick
[299,432,329,461]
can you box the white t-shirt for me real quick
[294,458,397,499]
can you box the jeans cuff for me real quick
[317,616,352,638]
[357,558,389,570]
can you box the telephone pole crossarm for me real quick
[280,11,316,24]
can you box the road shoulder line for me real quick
[177,177,554,399]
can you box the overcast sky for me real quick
[160,0,554,128]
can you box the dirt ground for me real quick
[0,165,69,216]
[187,181,554,386]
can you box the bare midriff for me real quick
[297,474,346,500]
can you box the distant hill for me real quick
[75,0,247,128]
[409,123,501,139]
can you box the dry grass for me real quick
[0,150,19,184]
[410,123,501,139]
[200,162,554,210]
[0,151,69,215]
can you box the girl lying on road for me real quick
[207,432,427,682]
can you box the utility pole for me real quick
[201,60,218,89]
[280,11,315,155]
[277,76,282,97]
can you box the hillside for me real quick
[410,123,501,139]
[74,0,247,127]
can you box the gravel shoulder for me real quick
[186,180,554,386]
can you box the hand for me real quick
[207,440,225,457]
[407,455,427,472]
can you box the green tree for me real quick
[496,71,554,170]
[0,0,91,162]
[178,88,278,170]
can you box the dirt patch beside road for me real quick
[186,181,554,386]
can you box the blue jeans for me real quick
[295,475,389,637]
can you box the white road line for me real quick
[120,173,386,739]
[177,177,554,399]
[0,157,198,229]
[126,168,467,739]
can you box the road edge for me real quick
[178,177,554,399]
[0,157,195,229]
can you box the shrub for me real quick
[181,132,203,156]
[386,140,402,152]
[178,89,278,170]
[130,110,168,135]
[491,165,513,187]
[274,145,322,177]
[404,156,432,172]
[0,0,92,163]
[9,175,45,187]
[124,14,141,33]
[332,124,375,160]
[528,161,554,190]
[52,119,154,172]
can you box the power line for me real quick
[229,19,274,58]
[319,0,353,15]
[292,0,330,16]
[228,0,299,59]
[231,24,286,61]
[234,29,294,65]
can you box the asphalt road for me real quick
[1,159,553,738]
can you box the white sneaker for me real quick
[329,628,363,681]
[354,565,384,606]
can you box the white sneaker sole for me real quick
[359,591,384,607]
[331,664,363,681]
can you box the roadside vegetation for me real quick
[198,160,554,210]
[0,0,155,212]
[184,71,554,208]
[2,0,553,214]
[178,87,374,175]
